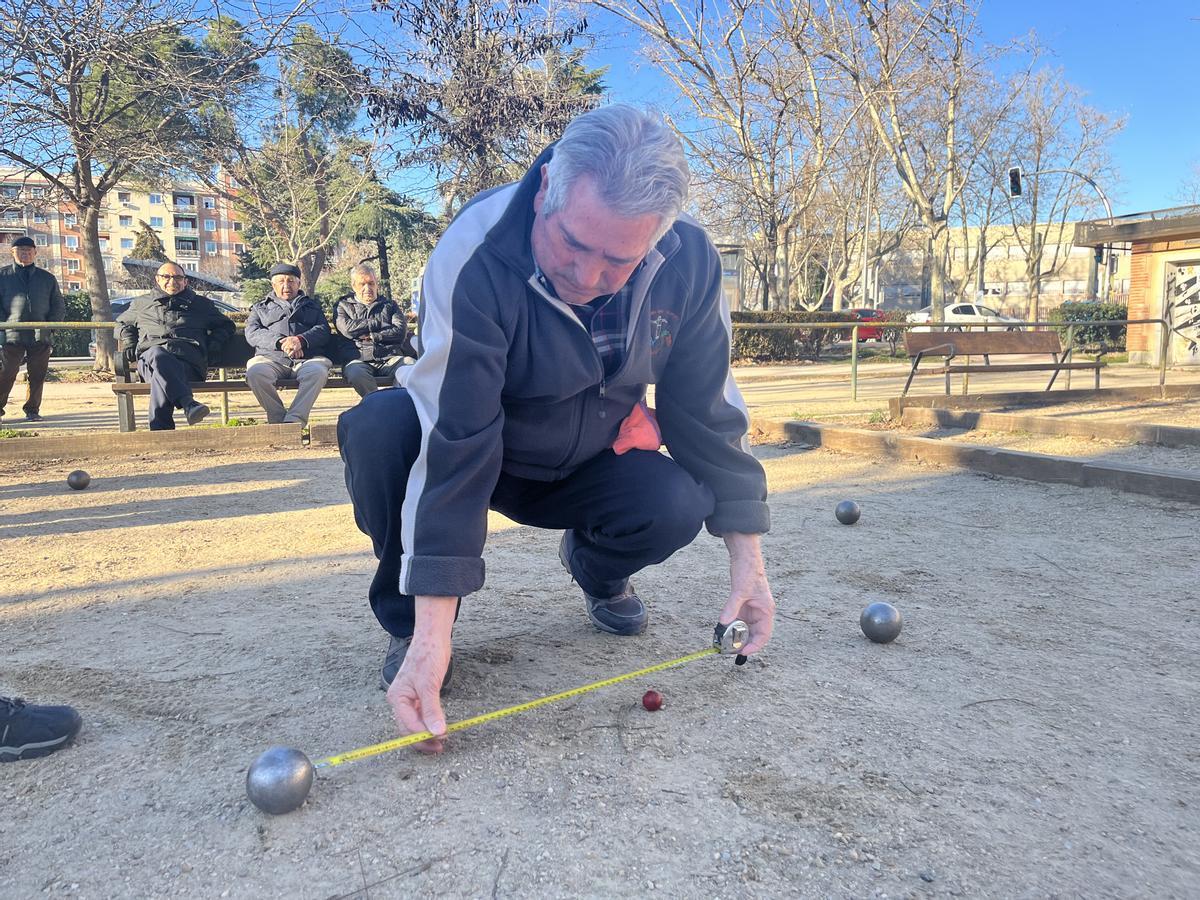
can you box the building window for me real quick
[119,215,132,227]
[30,187,44,198]
[1,186,18,198]
[203,197,216,209]
[33,212,46,223]
[65,235,79,249]
[64,213,77,227]
[35,235,48,246]
[232,221,243,232]
[3,211,18,222]
[69,281,81,290]
[149,193,162,204]
[204,219,216,231]
[183,261,198,272]
[120,237,133,249]
[150,216,163,228]
[205,241,217,254]
[99,238,109,251]
[118,191,131,203]
[67,258,80,272]
[233,243,245,255]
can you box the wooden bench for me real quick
[902,330,1104,396]
[112,334,394,431]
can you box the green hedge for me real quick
[49,292,93,357]
[730,310,858,362]
[1048,301,1127,350]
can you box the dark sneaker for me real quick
[379,635,453,693]
[0,697,82,762]
[559,532,648,636]
[25,412,43,422]
[185,401,210,426]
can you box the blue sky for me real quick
[588,1,1199,215]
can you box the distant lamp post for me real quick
[1006,165,1115,305]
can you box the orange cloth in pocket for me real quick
[612,401,662,455]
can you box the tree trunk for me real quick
[377,235,392,299]
[78,203,115,372]
[930,226,950,324]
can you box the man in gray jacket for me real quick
[0,236,65,422]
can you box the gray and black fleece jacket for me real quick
[398,146,769,599]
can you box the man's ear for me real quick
[533,164,550,214]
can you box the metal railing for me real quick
[11,318,1180,404]
[731,317,1173,399]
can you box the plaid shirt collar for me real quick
[534,261,643,377]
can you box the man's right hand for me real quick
[386,595,456,753]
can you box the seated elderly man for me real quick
[334,264,414,397]
[244,263,332,426]
[116,262,235,430]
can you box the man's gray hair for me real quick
[350,263,377,282]
[543,105,689,240]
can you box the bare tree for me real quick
[813,0,1032,323]
[0,0,303,369]
[1177,162,1200,205]
[998,68,1123,318]
[597,0,859,310]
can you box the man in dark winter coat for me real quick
[335,263,414,397]
[0,236,65,422]
[116,262,235,430]
[244,263,332,425]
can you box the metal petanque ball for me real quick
[835,499,860,525]
[246,746,314,815]
[67,470,90,491]
[860,602,903,644]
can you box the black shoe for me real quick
[25,412,43,422]
[559,532,648,636]
[379,635,454,692]
[0,697,82,762]
[185,401,210,426]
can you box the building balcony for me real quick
[176,249,200,259]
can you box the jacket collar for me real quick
[152,287,196,304]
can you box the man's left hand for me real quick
[281,336,304,358]
[718,532,775,656]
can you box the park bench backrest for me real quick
[904,331,1062,358]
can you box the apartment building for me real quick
[0,170,246,294]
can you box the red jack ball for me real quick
[642,690,663,712]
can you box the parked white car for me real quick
[907,303,1024,331]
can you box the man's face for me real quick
[11,245,36,266]
[156,265,188,296]
[530,169,660,305]
[352,273,378,303]
[272,274,301,300]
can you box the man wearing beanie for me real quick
[244,262,332,425]
[0,236,65,423]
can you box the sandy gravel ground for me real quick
[2,444,1197,898]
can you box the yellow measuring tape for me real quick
[315,645,720,769]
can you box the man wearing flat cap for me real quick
[116,261,235,430]
[0,236,65,423]
[244,262,332,425]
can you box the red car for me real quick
[848,307,893,341]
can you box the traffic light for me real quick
[1007,166,1023,198]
